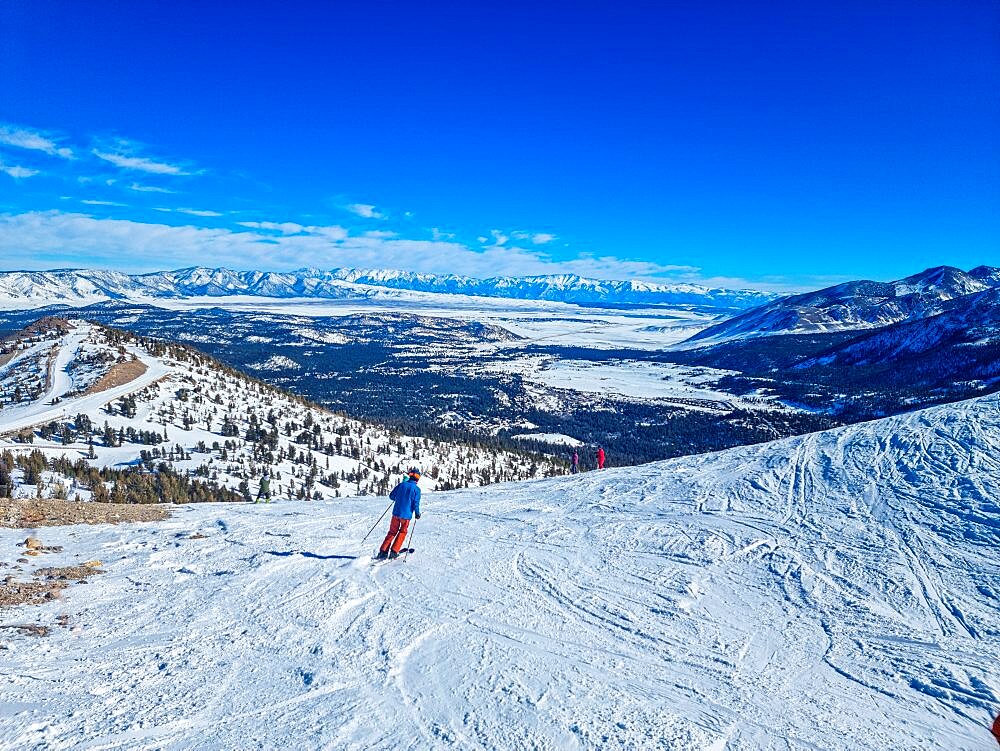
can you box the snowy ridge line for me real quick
[0,265,777,311]
[0,390,997,748]
[0,319,563,502]
[0,372,172,439]
[0,319,171,435]
[687,264,1000,343]
[1,353,170,437]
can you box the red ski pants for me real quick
[380,515,410,554]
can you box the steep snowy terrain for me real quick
[0,266,775,311]
[687,265,999,343]
[0,319,560,501]
[0,392,997,749]
[797,286,1000,368]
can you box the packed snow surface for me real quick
[2,395,999,749]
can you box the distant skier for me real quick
[255,471,272,503]
[571,450,580,474]
[377,467,422,560]
[596,446,606,470]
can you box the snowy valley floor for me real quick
[2,395,999,750]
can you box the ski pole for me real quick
[361,501,393,545]
[403,518,417,562]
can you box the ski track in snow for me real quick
[1,395,999,749]
[0,326,170,436]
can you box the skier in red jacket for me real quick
[596,446,606,469]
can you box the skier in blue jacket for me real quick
[377,467,422,559]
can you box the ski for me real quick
[371,548,415,562]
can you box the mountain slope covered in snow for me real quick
[687,265,999,343]
[1,389,997,749]
[664,281,1000,419]
[0,266,776,310]
[0,319,561,502]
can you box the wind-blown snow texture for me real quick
[2,394,998,749]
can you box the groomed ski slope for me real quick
[0,331,170,435]
[2,394,999,750]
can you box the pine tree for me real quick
[0,460,11,498]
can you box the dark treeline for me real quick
[0,449,242,504]
[661,333,1000,420]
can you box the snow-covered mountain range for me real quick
[0,267,776,310]
[687,265,1000,343]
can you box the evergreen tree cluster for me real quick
[1,449,242,504]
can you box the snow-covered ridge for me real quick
[687,264,1000,343]
[320,268,774,308]
[0,320,561,501]
[0,266,776,310]
[797,285,1000,368]
[0,380,997,748]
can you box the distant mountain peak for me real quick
[686,265,1000,343]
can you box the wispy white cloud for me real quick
[154,207,223,217]
[177,208,223,217]
[95,150,189,175]
[0,124,73,159]
[237,220,306,234]
[92,138,193,176]
[430,227,456,241]
[363,229,397,239]
[0,161,40,179]
[487,229,509,246]
[128,182,176,194]
[81,199,127,207]
[303,224,349,241]
[512,230,557,245]
[345,203,386,219]
[236,220,349,240]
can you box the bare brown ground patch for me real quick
[44,344,59,391]
[0,578,68,608]
[0,499,170,528]
[34,562,105,581]
[1,624,51,636]
[20,317,73,337]
[82,358,148,396]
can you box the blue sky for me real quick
[0,1,997,291]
